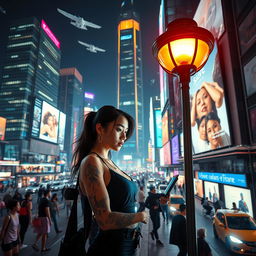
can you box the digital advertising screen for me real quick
[162,111,169,146]
[154,110,162,148]
[194,0,225,40]
[189,45,231,154]
[194,178,204,198]
[0,117,6,141]
[224,185,253,217]
[31,98,42,138]
[163,141,171,165]
[39,101,60,143]
[171,135,179,164]
[159,147,164,167]
[58,112,66,151]
[204,181,220,203]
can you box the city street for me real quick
[0,190,235,256]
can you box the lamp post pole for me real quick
[178,66,197,255]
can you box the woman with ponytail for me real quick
[72,105,148,256]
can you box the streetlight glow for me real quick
[152,18,214,256]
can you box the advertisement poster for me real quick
[31,98,42,138]
[190,45,231,154]
[162,111,169,146]
[194,178,204,198]
[171,135,179,164]
[224,185,253,217]
[194,0,225,39]
[58,112,66,151]
[155,110,162,148]
[163,141,171,166]
[244,56,256,97]
[204,181,220,202]
[39,101,60,143]
[0,117,6,141]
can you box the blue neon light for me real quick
[121,34,132,40]
[198,172,247,188]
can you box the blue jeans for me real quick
[160,204,169,221]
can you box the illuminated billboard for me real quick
[58,112,66,151]
[41,20,60,49]
[163,141,171,166]
[32,99,66,146]
[171,135,179,164]
[0,117,6,141]
[190,45,231,154]
[162,111,168,146]
[224,185,253,217]
[39,101,60,143]
[84,92,95,99]
[154,110,162,148]
[204,181,220,203]
[194,0,224,39]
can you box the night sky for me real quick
[0,0,161,150]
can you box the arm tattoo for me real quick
[84,163,138,229]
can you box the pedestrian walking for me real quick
[169,204,187,256]
[19,192,32,249]
[0,197,5,217]
[50,193,62,234]
[73,106,148,256]
[12,190,22,204]
[32,189,52,253]
[160,194,170,223]
[65,199,72,218]
[145,186,164,246]
[37,185,44,205]
[137,186,146,212]
[0,199,20,256]
[197,228,212,256]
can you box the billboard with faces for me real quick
[189,45,231,154]
[39,101,60,143]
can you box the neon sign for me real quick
[41,20,60,49]
[84,92,95,99]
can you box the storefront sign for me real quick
[198,172,247,188]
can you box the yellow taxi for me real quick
[213,209,256,255]
[168,194,185,216]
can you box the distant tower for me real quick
[58,68,85,167]
[117,0,144,168]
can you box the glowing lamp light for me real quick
[152,18,214,77]
[152,18,214,256]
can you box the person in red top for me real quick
[19,192,32,249]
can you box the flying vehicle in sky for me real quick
[78,41,106,53]
[57,8,101,30]
[0,6,6,14]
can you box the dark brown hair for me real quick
[71,105,134,175]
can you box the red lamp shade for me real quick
[152,18,214,76]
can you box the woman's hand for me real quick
[139,211,149,224]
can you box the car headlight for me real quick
[170,206,176,212]
[229,236,243,244]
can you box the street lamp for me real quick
[152,18,214,255]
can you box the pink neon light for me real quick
[41,20,60,49]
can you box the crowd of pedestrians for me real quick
[0,186,66,255]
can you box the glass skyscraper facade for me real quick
[0,17,61,141]
[58,68,85,167]
[117,1,144,168]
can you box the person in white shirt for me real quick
[137,186,145,212]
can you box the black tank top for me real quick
[91,152,138,213]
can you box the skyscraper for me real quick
[0,17,61,141]
[58,68,85,167]
[117,0,144,168]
